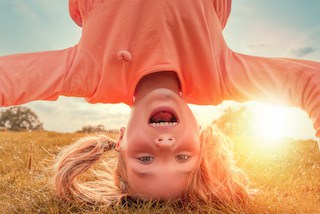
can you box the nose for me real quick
[155,135,176,147]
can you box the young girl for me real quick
[53,71,251,205]
[1,0,319,206]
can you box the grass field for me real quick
[0,131,319,213]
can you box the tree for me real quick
[0,106,43,131]
[76,124,107,133]
[213,106,255,137]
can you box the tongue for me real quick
[151,111,173,122]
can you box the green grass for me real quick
[0,131,319,213]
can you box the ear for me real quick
[116,127,126,151]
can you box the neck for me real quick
[134,71,181,102]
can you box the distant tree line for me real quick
[213,106,254,137]
[0,106,43,131]
[76,124,108,133]
[0,105,251,134]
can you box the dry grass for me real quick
[0,131,319,213]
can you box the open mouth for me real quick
[149,108,178,127]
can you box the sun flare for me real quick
[248,103,303,147]
[252,106,290,139]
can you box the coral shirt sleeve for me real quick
[0,46,95,106]
[212,0,231,29]
[222,50,320,137]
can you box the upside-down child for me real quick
[0,0,319,206]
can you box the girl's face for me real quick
[118,88,201,200]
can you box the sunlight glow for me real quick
[248,103,308,148]
[253,106,291,139]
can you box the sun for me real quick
[248,103,296,146]
[253,107,289,138]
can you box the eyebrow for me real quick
[133,170,154,178]
[133,168,193,178]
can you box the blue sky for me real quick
[0,0,319,139]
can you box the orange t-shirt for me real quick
[0,0,319,136]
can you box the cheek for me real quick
[183,136,201,154]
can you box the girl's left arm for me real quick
[0,45,99,106]
[222,50,320,138]
[0,47,75,106]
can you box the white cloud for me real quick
[290,47,318,58]
[12,1,38,20]
[24,97,131,132]
[285,26,320,60]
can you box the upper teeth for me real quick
[150,122,177,127]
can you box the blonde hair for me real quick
[52,135,126,205]
[186,125,250,205]
[53,125,251,206]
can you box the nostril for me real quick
[155,136,175,146]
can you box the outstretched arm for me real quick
[0,46,92,106]
[222,50,320,137]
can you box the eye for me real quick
[137,156,154,163]
[176,155,190,162]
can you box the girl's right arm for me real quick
[222,50,320,138]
